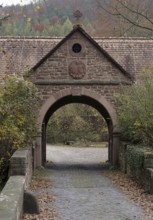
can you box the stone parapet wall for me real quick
[9,147,33,188]
[0,147,33,220]
[0,176,25,220]
[119,143,153,193]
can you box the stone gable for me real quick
[29,29,132,85]
[1,35,153,82]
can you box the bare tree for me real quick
[97,0,153,37]
[0,5,11,26]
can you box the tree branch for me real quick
[98,0,153,33]
[115,7,153,32]
[117,0,153,26]
[0,15,10,21]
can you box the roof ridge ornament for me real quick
[73,10,83,29]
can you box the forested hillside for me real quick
[0,0,103,37]
[1,0,152,37]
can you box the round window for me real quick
[72,43,82,53]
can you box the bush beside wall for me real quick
[119,143,153,193]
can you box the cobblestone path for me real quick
[44,145,151,220]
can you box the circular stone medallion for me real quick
[68,61,86,79]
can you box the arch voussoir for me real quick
[36,88,119,167]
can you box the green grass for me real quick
[47,142,108,148]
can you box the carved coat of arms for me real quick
[68,61,86,79]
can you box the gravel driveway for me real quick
[44,145,150,220]
[46,144,108,165]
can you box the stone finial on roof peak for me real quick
[73,10,83,29]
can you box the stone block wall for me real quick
[9,147,33,188]
[0,176,25,220]
[119,143,153,193]
[36,84,121,109]
[34,32,130,83]
[31,31,132,112]
[0,147,33,220]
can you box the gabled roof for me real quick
[31,25,134,81]
[1,34,153,82]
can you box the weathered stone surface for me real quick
[144,152,153,169]
[0,176,25,220]
[68,60,86,79]
[1,32,153,81]
[119,144,153,194]
[0,148,34,219]
[9,148,33,188]
[146,168,153,194]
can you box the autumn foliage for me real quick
[47,104,108,144]
[117,71,153,147]
[0,75,38,183]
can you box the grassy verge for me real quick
[47,142,108,148]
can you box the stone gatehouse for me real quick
[1,25,153,167]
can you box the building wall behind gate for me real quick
[36,85,120,109]
[29,30,132,166]
[31,32,131,83]
[31,31,132,116]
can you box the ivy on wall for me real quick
[127,145,144,176]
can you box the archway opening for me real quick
[46,103,109,167]
[41,95,114,166]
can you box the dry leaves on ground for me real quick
[29,178,52,191]
[23,179,57,220]
[104,170,153,219]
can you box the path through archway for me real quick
[34,89,119,167]
[46,103,109,167]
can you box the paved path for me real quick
[43,145,150,220]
